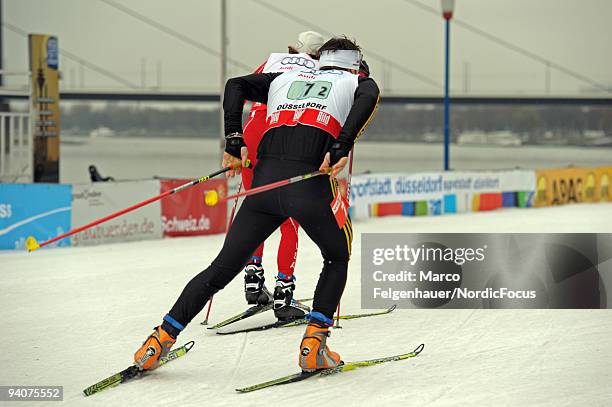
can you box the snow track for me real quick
[1,203,612,406]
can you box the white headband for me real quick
[319,50,361,71]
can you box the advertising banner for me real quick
[0,184,71,250]
[29,34,61,183]
[349,170,535,218]
[594,166,611,202]
[71,181,162,246]
[362,233,611,309]
[535,167,591,207]
[160,179,227,237]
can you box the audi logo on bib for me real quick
[281,56,316,69]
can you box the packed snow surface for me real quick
[2,203,612,406]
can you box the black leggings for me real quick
[166,158,353,332]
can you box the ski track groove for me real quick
[456,308,478,331]
[224,331,249,392]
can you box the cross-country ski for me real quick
[82,341,195,397]
[216,305,397,335]
[236,344,425,393]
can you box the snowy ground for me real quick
[2,203,612,406]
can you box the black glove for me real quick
[225,132,246,159]
[328,139,352,166]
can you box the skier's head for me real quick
[288,31,326,58]
[317,36,362,74]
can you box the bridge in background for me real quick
[3,89,612,106]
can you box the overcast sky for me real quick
[4,0,612,95]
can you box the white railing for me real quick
[0,70,34,183]
[0,112,34,182]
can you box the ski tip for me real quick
[389,304,397,312]
[413,343,425,355]
[184,341,195,352]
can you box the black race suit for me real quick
[162,71,379,335]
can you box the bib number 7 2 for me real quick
[287,81,332,100]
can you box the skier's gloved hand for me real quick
[223,132,248,177]
[328,139,352,165]
[225,132,246,159]
[319,138,352,179]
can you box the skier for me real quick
[241,31,325,322]
[134,37,379,372]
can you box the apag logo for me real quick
[551,177,583,205]
[0,203,12,219]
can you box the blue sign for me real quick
[0,184,72,250]
[443,194,457,214]
[428,199,442,216]
[47,37,59,69]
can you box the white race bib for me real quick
[266,69,358,138]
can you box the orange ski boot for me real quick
[134,325,176,370]
[299,312,341,372]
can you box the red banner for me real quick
[160,179,227,237]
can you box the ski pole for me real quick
[226,181,243,230]
[201,296,214,326]
[334,148,355,329]
[26,165,239,252]
[346,148,355,205]
[203,169,328,207]
[201,180,243,325]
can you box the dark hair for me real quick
[317,36,361,55]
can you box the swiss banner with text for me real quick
[361,233,612,309]
[160,179,227,237]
